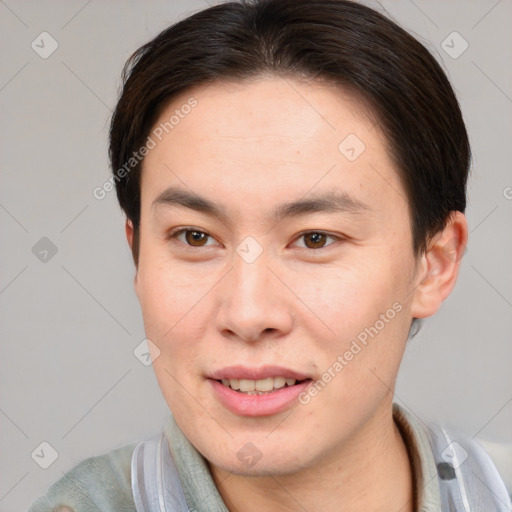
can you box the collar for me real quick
[393,402,442,511]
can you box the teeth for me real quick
[220,377,299,393]
[255,377,274,391]
[273,377,286,389]
[239,379,255,392]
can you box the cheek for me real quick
[299,254,414,393]
[142,275,208,416]
[136,255,208,336]
[294,255,409,336]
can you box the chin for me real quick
[210,450,311,477]
[197,431,320,478]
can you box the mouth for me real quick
[208,366,313,416]
[215,376,310,395]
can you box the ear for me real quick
[410,211,468,319]
[125,218,135,250]
[125,219,139,289]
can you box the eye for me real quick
[170,228,219,247]
[168,228,340,250]
[294,231,339,249]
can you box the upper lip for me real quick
[209,365,311,381]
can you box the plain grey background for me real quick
[1,1,511,510]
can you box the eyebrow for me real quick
[152,186,369,225]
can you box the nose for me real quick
[215,250,294,343]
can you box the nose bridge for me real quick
[216,247,292,341]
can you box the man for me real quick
[29,0,511,511]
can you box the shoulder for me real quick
[420,416,512,510]
[393,402,512,510]
[477,438,512,501]
[28,443,138,512]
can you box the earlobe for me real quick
[410,211,468,319]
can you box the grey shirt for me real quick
[29,403,445,511]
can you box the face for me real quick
[132,77,423,476]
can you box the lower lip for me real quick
[209,379,311,417]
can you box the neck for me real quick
[209,403,414,512]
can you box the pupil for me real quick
[187,230,206,246]
[307,233,325,248]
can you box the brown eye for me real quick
[184,230,209,246]
[304,232,327,248]
[170,228,217,247]
[296,231,338,249]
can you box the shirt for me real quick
[28,402,498,512]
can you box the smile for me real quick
[208,366,313,416]
[219,377,303,394]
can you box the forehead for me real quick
[140,77,406,218]
[151,77,379,151]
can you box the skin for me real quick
[126,77,468,512]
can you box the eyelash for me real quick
[167,227,342,250]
